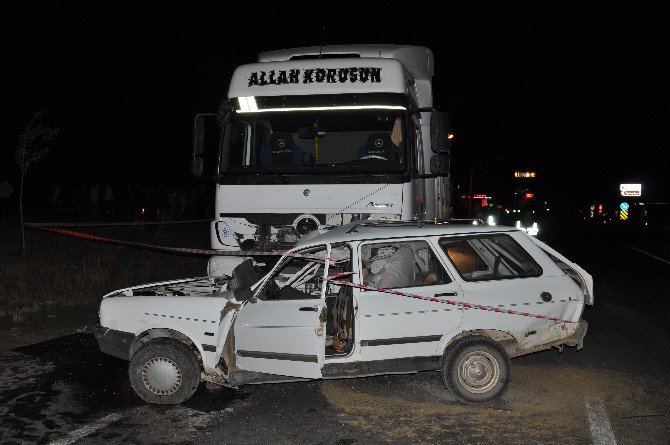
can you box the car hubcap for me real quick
[141,357,182,396]
[457,351,500,394]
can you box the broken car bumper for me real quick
[92,324,134,360]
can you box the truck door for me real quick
[411,115,426,219]
[233,245,329,379]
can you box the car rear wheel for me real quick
[442,337,511,403]
[129,338,201,404]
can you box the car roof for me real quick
[297,220,519,249]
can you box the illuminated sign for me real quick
[620,184,642,197]
[514,171,536,178]
[525,193,534,199]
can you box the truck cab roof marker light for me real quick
[238,96,258,112]
[235,104,407,113]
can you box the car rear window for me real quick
[439,234,542,281]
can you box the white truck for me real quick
[92,221,591,405]
[191,45,452,277]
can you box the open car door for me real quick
[233,245,330,379]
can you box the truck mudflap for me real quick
[92,324,134,360]
[516,320,588,355]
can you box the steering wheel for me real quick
[359,155,388,161]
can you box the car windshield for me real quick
[219,104,408,176]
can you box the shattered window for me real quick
[259,246,329,300]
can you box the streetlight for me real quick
[467,153,521,218]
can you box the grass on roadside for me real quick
[0,222,209,337]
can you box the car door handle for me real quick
[299,306,319,312]
[434,292,458,297]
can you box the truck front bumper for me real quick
[92,324,134,361]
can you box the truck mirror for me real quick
[430,111,450,154]
[191,156,204,177]
[191,113,218,178]
[430,153,450,176]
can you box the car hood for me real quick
[102,276,234,299]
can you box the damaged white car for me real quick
[93,221,592,404]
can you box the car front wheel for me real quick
[442,337,511,403]
[129,338,201,404]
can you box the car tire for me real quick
[442,336,511,404]
[128,338,201,404]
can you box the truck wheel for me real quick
[442,337,511,404]
[128,338,201,404]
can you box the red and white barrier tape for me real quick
[326,274,576,324]
[23,219,210,227]
[23,224,330,263]
[25,223,574,323]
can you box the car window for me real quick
[360,240,451,289]
[439,234,542,281]
[258,245,351,300]
[259,245,328,300]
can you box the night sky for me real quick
[1,1,666,211]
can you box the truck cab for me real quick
[191,45,452,277]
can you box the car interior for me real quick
[228,246,356,356]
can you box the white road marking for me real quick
[585,397,617,445]
[49,413,124,445]
[621,243,670,266]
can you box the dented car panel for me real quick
[98,277,237,373]
[94,222,591,403]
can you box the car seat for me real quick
[260,132,302,166]
[367,245,416,288]
[357,132,400,161]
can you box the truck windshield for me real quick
[219,106,408,176]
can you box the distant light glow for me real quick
[516,220,539,236]
[620,183,642,197]
[487,215,496,226]
[525,193,534,199]
[447,133,454,139]
[515,171,536,178]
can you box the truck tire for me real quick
[442,336,511,404]
[128,338,201,404]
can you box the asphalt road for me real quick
[1,225,668,445]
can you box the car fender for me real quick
[437,329,519,359]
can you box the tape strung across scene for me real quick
[23,219,210,227]
[25,223,575,323]
[326,272,577,324]
[22,224,329,262]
